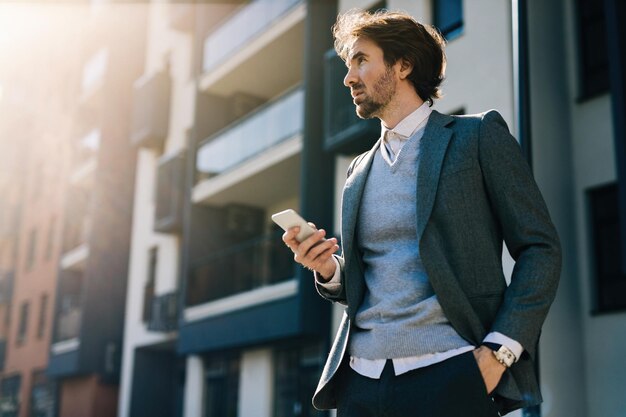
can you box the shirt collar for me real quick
[380,102,432,140]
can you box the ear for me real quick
[397,58,413,80]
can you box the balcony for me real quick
[53,271,83,349]
[55,307,82,343]
[71,129,100,187]
[0,270,14,304]
[193,86,303,207]
[60,197,91,271]
[147,291,179,333]
[186,232,294,308]
[199,0,305,98]
[130,71,171,149]
[154,152,186,234]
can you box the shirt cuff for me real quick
[483,332,524,362]
[315,256,341,293]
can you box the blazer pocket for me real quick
[441,161,478,177]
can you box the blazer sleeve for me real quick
[314,255,347,305]
[478,110,562,360]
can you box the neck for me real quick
[379,89,425,129]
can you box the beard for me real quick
[354,66,396,119]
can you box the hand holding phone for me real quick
[273,209,338,280]
[271,209,319,242]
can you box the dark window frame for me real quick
[142,247,158,323]
[575,0,610,100]
[588,182,626,313]
[26,229,37,271]
[17,302,29,345]
[203,354,240,417]
[433,0,464,41]
[37,294,48,339]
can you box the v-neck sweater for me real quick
[350,127,470,360]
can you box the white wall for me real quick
[238,349,275,417]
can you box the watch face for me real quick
[494,347,515,367]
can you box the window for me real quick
[588,183,626,312]
[17,302,29,344]
[142,247,158,323]
[37,294,48,339]
[0,374,21,417]
[274,344,325,417]
[433,0,463,40]
[576,0,609,98]
[30,371,56,417]
[26,229,37,271]
[204,355,239,417]
[45,217,56,261]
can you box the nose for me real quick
[343,65,357,87]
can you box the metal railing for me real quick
[187,232,294,306]
[196,86,303,180]
[202,0,302,72]
[55,307,82,342]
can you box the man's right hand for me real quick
[282,225,339,281]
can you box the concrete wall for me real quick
[118,3,193,417]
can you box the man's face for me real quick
[343,37,397,119]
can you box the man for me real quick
[282,9,561,417]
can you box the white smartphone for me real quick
[271,209,318,242]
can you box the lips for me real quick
[351,90,364,99]
[351,90,365,104]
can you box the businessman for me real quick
[283,9,561,417]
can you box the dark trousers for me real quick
[336,351,501,417]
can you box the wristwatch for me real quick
[483,343,516,368]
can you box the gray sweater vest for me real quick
[350,132,469,360]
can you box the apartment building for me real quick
[91,0,625,416]
[43,5,147,417]
[0,10,78,416]
[0,0,622,416]
[0,110,26,417]
[119,1,335,417]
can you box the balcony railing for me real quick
[55,307,82,343]
[147,291,179,332]
[196,86,303,180]
[62,213,91,254]
[187,232,294,306]
[202,0,302,72]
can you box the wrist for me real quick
[482,343,516,368]
[316,258,337,281]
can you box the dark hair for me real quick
[332,9,447,105]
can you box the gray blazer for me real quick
[312,110,561,414]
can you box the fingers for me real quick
[282,226,339,271]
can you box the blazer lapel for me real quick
[416,111,454,244]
